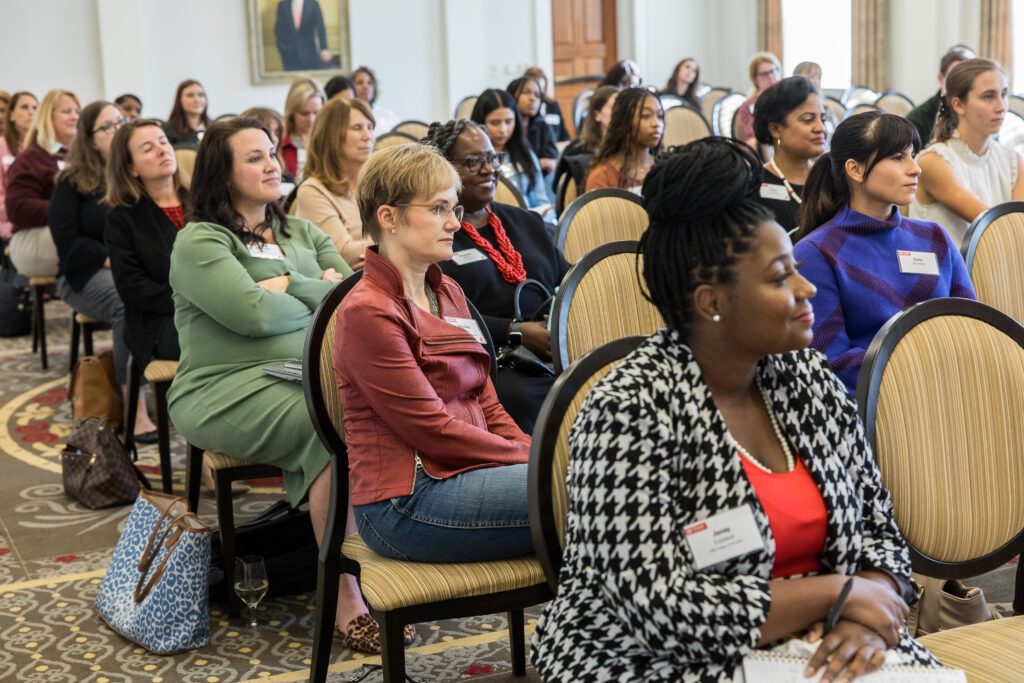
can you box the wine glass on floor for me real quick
[235,555,268,629]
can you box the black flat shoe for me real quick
[134,430,159,444]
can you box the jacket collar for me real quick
[362,246,443,299]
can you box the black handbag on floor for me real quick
[208,500,319,602]
[0,249,31,338]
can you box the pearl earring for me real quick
[712,314,721,322]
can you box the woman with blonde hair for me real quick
[5,89,79,276]
[290,97,376,268]
[911,58,1024,245]
[735,52,782,151]
[280,78,325,181]
[1,91,37,238]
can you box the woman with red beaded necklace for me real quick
[428,119,570,432]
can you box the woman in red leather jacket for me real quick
[333,142,533,563]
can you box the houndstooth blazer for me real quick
[531,327,937,682]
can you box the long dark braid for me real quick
[638,138,773,337]
[421,119,487,161]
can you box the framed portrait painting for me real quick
[247,0,351,85]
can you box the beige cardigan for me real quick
[291,176,373,268]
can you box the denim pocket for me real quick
[357,513,410,561]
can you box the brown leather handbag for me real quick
[907,572,998,636]
[61,418,149,509]
[69,352,124,432]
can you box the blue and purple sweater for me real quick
[794,205,975,394]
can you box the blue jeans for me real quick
[355,463,533,563]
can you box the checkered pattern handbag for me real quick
[61,418,147,509]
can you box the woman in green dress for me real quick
[167,117,399,653]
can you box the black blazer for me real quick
[274,0,329,71]
[48,177,108,291]
[104,196,180,367]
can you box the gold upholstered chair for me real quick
[303,272,549,683]
[453,95,478,121]
[699,87,731,128]
[550,240,664,373]
[661,103,711,149]
[372,131,417,151]
[123,357,180,494]
[494,174,528,209]
[172,145,197,190]
[67,312,109,373]
[961,201,1024,323]
[554,188,648,264]
[528,336,644,589]
[390,120,429,140]
[856,297,1024,680]
[874,91,915,117]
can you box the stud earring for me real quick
[712,314,721,322]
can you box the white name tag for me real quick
[759,183,790,201]
[444,316,487,344]
[897,250,939,275]
[247,243,284,260]
[544,113,562,126]
[684,505,765,570]
[451,248,487,266]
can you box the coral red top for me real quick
[161,205,185,230]
[740,453,828,578]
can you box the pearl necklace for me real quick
[767,158,803,205]
[733,381,795,474]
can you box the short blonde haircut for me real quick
[26,89,79,150]
[283,78,325,138]
[305,97,375,197]
[357,143,461,243]
[747,52,781,94]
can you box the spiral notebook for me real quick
[742,651,967,682]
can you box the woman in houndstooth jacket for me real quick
[531,138,940,682]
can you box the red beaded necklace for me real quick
[459,206,527,284]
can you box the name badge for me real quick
[444,316,487,344]
[247,243,284,260]
[897,250,939,275]
[544,113,561,126]
[684,504,765,570]
[759,183,790,201]
[451,248,487,266]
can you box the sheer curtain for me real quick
[758,0,783,62]
[851,0,888,91]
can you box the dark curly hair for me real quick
[589,87,664,188]
[420,118,488,161]
[639,138,773,337]
[187,117,288,245]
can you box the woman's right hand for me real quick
[321,267,345,282]
[806,619,889,683]
[521,320,552,361]
[256,275,290,292]
[841,576,909,646]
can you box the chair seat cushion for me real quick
[917,614,1024,681]
[74,313,105,325]
[204,451,250,470]
[29,276,56,286]
[144,360,179,383]
[341,534,546,611]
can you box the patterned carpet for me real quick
[0,301,542,682]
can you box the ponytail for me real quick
[796,152,847,240]
[931,58,1004,145]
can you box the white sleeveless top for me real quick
[910,135,1018,247]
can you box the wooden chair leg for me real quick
[508,608,526,676]
[68,317,80,373]
[185,444,202,512]
[377,612,406,683]
[309,555,342,683]
[83,324,94,356]
[153,380,173,493]
[123,357,140,458]
[216,467,241,617]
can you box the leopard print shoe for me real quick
[337,613,417,654]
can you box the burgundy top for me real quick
[161,205,185,230]
[334,247,529,506]
[4,142,63,232]
[740,453,828,578]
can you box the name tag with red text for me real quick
[685,505,764,570]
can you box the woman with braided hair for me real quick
[426,119,570,432]
[584,86,664,192]
[333,142,534,567]
[533,137,943,681]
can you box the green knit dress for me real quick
[167,217,353,506]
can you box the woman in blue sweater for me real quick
[794,111,975,394]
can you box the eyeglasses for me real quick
[756,67,781,79]
[455,152,507,174]
[393,203,465,222]
[93,118,129,134]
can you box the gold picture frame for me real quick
[246,0,351,85]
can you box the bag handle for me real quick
[512,278,552,321]
[135,494,190,573]
[133,518,189,603]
